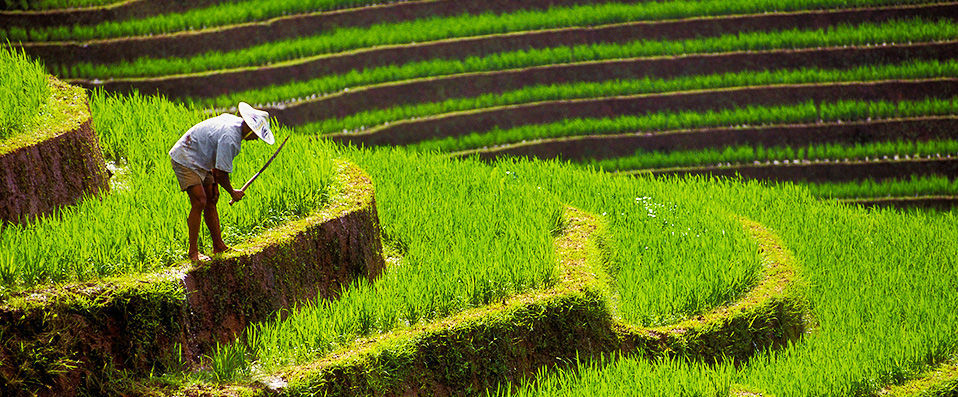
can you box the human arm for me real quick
[212,168,244,203]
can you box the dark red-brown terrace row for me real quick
[13,0,621,64]
[270,41,958,126]
[323,79,958,147]
[0,0,223,28]
[453,117,958,163]
[69,2,958,99]
[628,156,958,183]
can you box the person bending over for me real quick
[168,102,275,262]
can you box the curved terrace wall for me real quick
[174,207,804,396]
[15,0,623,64]
[455,117,958,162]
[636,156,958,183]
[0,77,109,224]
[327,79,958,147]
[0,160,384,396]
[0,0,225,28]
[67,3,958,99]
[271,41,958,125]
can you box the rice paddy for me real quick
[3,0,957,394]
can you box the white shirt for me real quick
[169,114,244,173]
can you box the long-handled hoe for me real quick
[229,135,290,206]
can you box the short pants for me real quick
[171,159,214,191]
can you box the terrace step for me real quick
[269,41,958,126]
[0,77,109,224]
[838,195,958,211]
[0,161,385,396]
[626,156,958,183]
[451,117,958,162]
[0,0,225,28]
[14,0,623,64]
[165,208,804,395]
[325,78,958,147]
[63,2,958,98]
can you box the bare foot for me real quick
[189,252,212,263]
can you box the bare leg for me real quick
[203,182,230,253]
[186,184,209,262]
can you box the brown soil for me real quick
[839,196,958,210]
[272,41,958,126]
[65,3,958,98]
[0,0,225,28]
[326,79,958,147]
[639,157,958,183]
[461,117,958,162]
[18,0,621,65]
[0,117,110,224]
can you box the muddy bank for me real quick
[0,79,109,224]
[0,161,384,396]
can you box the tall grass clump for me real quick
[805,175,958,199]
[0,45,49,143]
[311,59,958,136]
[203,148,560,378]
[497,158,762,326]
[202,17,958,109]
[0,91,334,294]
[503,181,958,395]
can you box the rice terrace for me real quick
[1,0,958,395]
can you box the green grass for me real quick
[2,0,121,11]
[590,139,958,172]
[0,45,50,143]
[309,59,958,137]
[805,175,958,199]
[3,0,395,41]
[0,91,335,294]
[196,17,958,108]
[56,0,951,78]
[410,97,958,153]
[502,180,958,395]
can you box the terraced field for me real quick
[2,0,958,395]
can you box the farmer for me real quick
[169,102,275,262]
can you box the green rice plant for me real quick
[0,90,335,293]
[0,44,49,142]
[7,0,945,43]
[496,157,763,326]
[2,0,120,11]
[503,180,958,395]
[589,139,958,171]
[308,59,958,136]
[804,175,958,199]
[211,147,561,375]
[198,17,958,109]
[410,97,958,153]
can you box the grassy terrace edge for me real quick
[64,3,958,98]
[168,207,804,395]
[451,117,958,161]
[0,160,384,395]
[12,0,617,65]
[0,0,224,28]
[326,79,958,147]
[0,77,109,224]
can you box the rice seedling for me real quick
[804,175,958,199]
[0,90,335,293]
[307,59,958,136]
[2,0,119,11]
[409,97,958,153]
[7,0,947,43]
[196,17,958,109]
[501,179,958,395]
[0,44,49,143]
